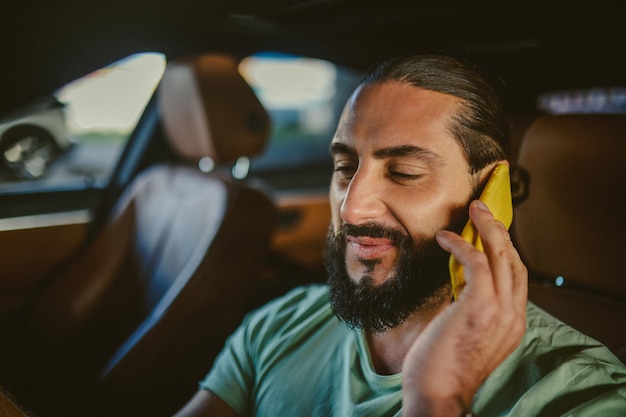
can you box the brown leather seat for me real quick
[512,114,626,363]
[16,54,276,416]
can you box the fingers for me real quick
[415,201,528,410]
[470,200,515,296]
[468,200,528,313]
[437,200,528,311]
[437,228,495,299]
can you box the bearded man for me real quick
[174,55,626,417]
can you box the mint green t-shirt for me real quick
[201,285,626,416]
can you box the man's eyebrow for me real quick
[329,142,443,163]
[329,142,356,157]
[373,145,442,163]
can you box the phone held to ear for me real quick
[449,163,513,300]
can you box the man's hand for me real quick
[402,200,528,417]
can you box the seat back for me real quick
[512,114,626,362]
[20,54,276,417]
[0,386,30,417]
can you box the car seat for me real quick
[14,54,276,417]
[512,114,626,363]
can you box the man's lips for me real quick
[346,235,396,259]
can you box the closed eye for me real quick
[334,162,357,180]
[387,164,426,183]
[388,171,423,180]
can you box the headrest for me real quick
[512,114,626,296]
[158,54,271,165]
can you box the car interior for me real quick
[512,114,626,360]
[3,53,282,417]
[0,1,625,416]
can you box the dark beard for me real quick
[324,223,453,333]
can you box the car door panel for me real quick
[0,210,90,316]
[272,192,330,269]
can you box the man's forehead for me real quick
[332,82,461,152]
[350,81,460,110]
[339,83,460,129]
[337,81,461,136]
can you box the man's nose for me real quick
[340,170,386,225]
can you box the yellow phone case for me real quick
[449,163,513,299]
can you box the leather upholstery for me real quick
[512,114,626,362]
[159,54,270,164]
[19,54,277,417]
[0,386,29,417]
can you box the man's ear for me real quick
[509,164,530,206]
[475,160,531,208]
[475,160,509,192]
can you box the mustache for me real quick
[339,223,409,246]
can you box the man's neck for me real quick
[365,301,450,375]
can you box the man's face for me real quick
[326,81,477,331]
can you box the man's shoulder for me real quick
[525,302,600,349]
[241,284,337,344]
[255,284,331,318]
[475,302,626,415]
[523,301,624,367]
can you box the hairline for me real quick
[357,55,510,173]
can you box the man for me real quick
[174,55,626,416]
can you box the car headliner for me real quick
[1,0,624,116]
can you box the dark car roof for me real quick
[2,0,624,116]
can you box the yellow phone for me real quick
[449,163,513,300]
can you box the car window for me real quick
[240,53,362,191]
[0,53,165,193]
[538,87,626,114]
